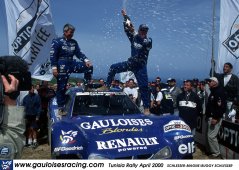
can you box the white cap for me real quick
[167,78,172,81]
[209,77,218,84]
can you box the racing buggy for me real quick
[48,85,195,159]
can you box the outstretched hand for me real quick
[121,9,134,32]
[85,61,92,67]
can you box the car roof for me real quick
[66,84,126,96]
[76,91,126,96]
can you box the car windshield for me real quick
[72,92,141,116]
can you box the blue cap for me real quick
[138,24,149,32]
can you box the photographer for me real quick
[0,74,25,159]
[0,56,31,159]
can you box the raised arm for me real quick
[122,9,135,43]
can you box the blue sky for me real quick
[0,0,220,82]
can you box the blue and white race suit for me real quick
[50,37,93,108]
[106,15,152,109]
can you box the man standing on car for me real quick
[106,9,152,115]
[50,23,93,116]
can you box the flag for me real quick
[217,0,239,75]
[4,0,56,81]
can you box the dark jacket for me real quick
[23,93,41,118]
[177,91,202,129]
[50,36,88,68]
[205,86,226,120]
[123,15,152,66]
[160,88,174,114]
[37,85,55,111]
[213,72,239,102]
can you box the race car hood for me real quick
[52,114,193,159]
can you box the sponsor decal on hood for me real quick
[80,118,153,130]
[163,120,191,133]
[60,130,78,144]
[96,137,159,153]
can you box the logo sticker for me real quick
[0,144,12,158]
[164,120,191,133]
[96,137,159,153]
[0,146,9,156]
[60,130,78,144]
[223,15,239,59]
[0,161,13,170]
[39,59,51,75]
[80,118,153,130]
[178,142,195,154]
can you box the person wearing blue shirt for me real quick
[22,85,41,148]
[106,9,152,115]
[50,24,93,116]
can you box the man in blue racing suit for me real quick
[106,9,152,115]
[50,24,93,116]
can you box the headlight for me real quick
[88,153,109,159]
[151,146,172,159]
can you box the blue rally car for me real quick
[48,85,195,159]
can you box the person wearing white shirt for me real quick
[123,79,138,104]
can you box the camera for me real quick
[0,55,32,125]
[0,55,32,91]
